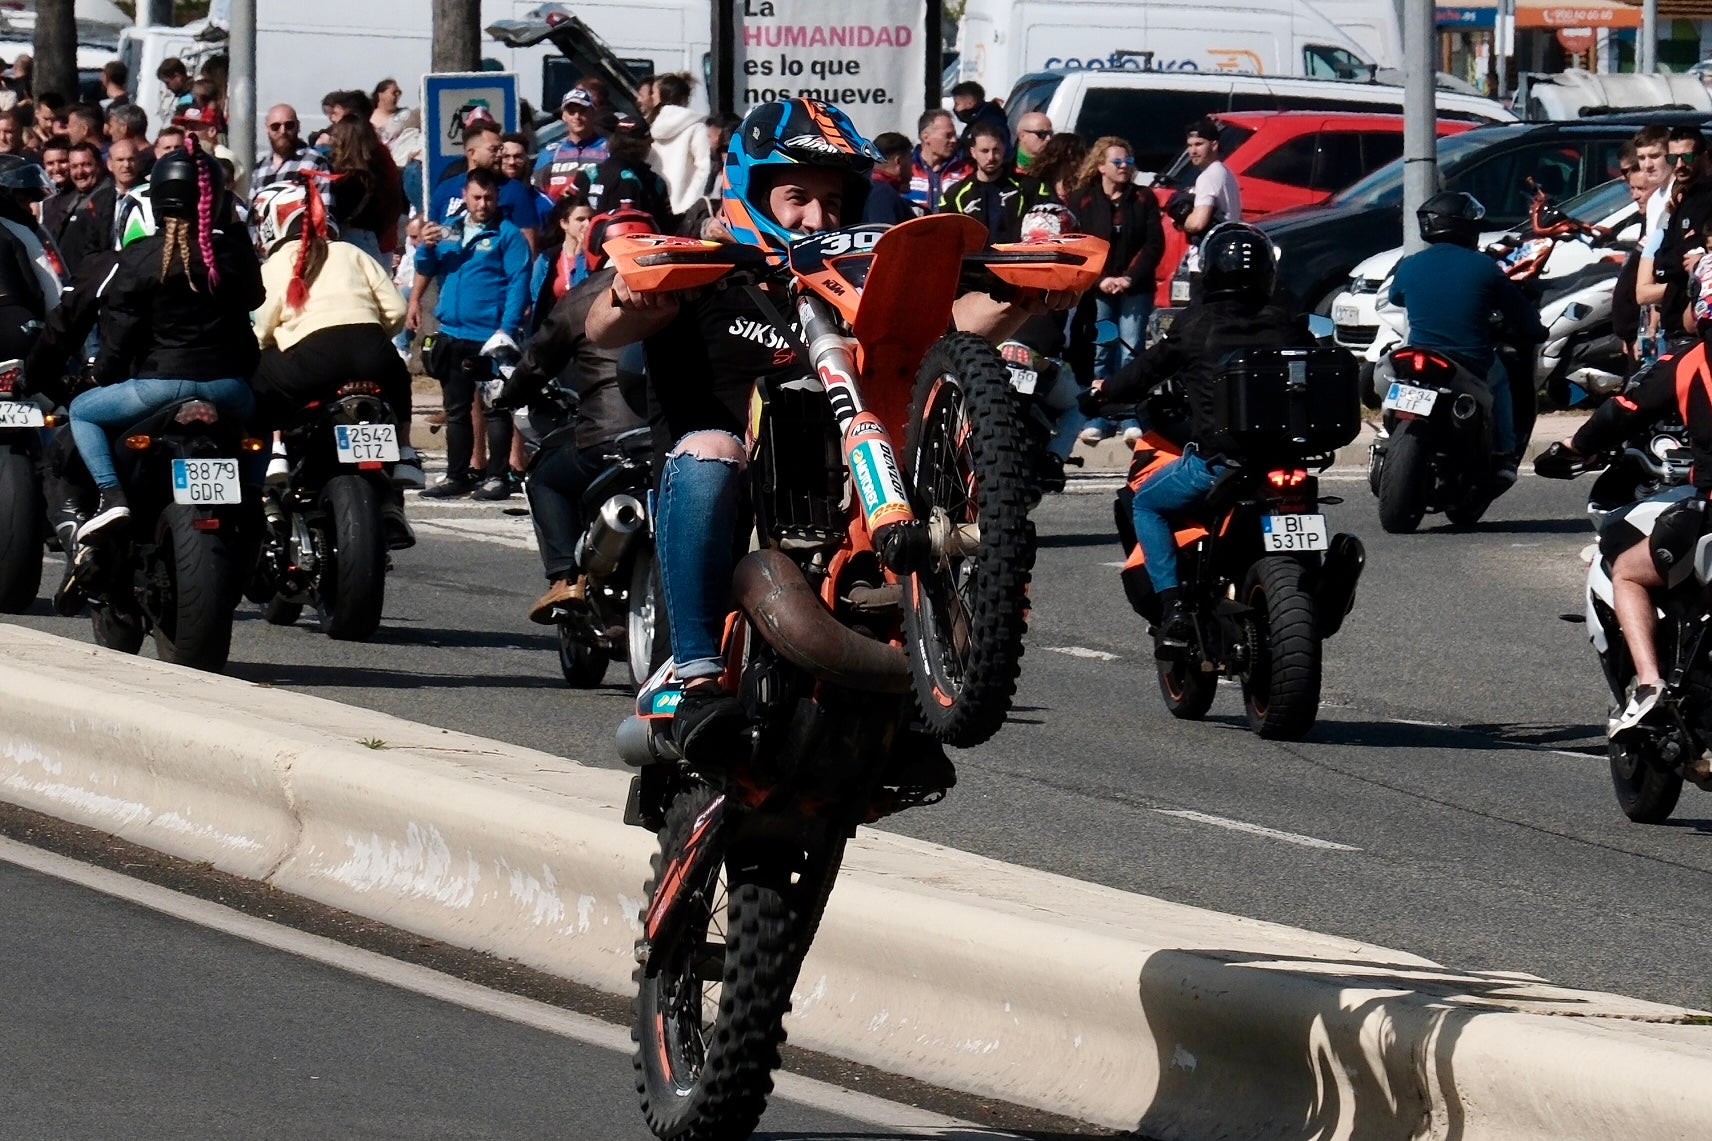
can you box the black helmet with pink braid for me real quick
[145,135,224,288]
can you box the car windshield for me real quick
[1159,124,1257,188]
[1330,127,1518,208]
[1004,75,1063,135]
[1553,176,1632,222]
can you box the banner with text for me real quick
[731,0,929,141]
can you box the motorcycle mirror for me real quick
[1306,314,1335,340]
[1093,319,1122,346]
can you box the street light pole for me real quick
[1640,0,1658,73]
[230,0,256,192]
[1402,0,1438,255]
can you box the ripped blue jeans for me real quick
[656,433,745,680]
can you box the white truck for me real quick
[118,1,712,148]
[954,0,1378,100]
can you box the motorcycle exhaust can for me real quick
[579,493,646,579]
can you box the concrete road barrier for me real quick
[1,624,1709,1138]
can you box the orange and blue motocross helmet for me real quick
[721,98,880,262]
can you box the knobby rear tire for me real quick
[903,333,1035,748]
[634,786,806,1141]
[0,450,42,612]
[318,475,385,642]
[1241,556,1322,740]
[152,504,236,672]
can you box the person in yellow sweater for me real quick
[250,180,422,492]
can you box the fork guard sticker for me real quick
[847,437,913,527]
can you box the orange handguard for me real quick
[605,234,767,293]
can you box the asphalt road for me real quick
[0,841,1016,1141]
[7,463,1712,1019]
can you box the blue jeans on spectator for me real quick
[1085,290,1153,438]
[341,229,385,267]
[1131,450,1220,593]
[656,434,744,681]
[70,377,254,489]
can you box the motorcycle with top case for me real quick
[604,214,1107,1141]
[1116,347,1366,739]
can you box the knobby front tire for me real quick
[903,333,1036,748]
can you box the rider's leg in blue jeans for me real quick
[70,377,255,488]
[1130,451,1218,594]
[1485,359,1517,459]
[655,429,748,760]
[656,430,745,682]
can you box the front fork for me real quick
[795,294,935,574]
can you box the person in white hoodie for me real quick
[647,73,711,220]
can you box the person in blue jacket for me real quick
[426,120,541,250]
[1389,190,1546,484]
[407,166,531,500]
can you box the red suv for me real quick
[1146,111,1476,306]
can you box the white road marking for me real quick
[1045,645,1119,661]
[1100,560,1127,568]
[0,836,995,1137]
[1153,809,1361,852]
[411,518,538,552]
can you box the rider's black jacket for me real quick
[1099,298,1315,448]
[508,266,643,450]
[1573,344,1712,492]
[90,225,263,386]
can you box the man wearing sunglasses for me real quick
[1641,126,1709,355]
[252,104,327,189]
[1014,112,1052,176]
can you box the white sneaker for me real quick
[392,445,426,490]
[1122,425,1144,443]
[1078,425,1111,445]
[1610,683,1664,737]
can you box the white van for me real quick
[1516,68,1712,121]
[956,0,1377,103]
[1306,0,1401,70]
[1008,69,1516,176]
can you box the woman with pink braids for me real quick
[68,138,265,539]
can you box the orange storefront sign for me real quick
[1515,2,1644,27]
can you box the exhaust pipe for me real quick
[1452,394,1478,421]
[733,549,911,693]
[579,494,645,579]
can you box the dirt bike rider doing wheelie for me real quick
[66,138,263,543]
[586,97,1078,764]
[1542,278,1712,733]
[1389,190,1547,486]
[1088,222,1316,654]
[497,204,655,623]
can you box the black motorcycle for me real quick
[1369,343,1534,532]
[1116,347,1365,739]
[78,396,257,671]
[253,379,404,642]
[0,357,52,611]
[549,425,663,688]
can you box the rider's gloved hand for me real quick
[491,372,542,413]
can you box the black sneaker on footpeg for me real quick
[1155,599,1195,660]
[672,683,748,770]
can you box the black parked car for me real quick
[1259,114,1712,315]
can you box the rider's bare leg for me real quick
[1612,540,1665,687]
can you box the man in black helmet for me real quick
[1089,221,1318,652]
[1389,190,1546,483]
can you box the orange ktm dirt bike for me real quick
[1112,353,1367,740]
[605,214,1105,1140]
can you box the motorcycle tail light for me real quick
[1266,468,1308,489]
[0,368,18,394]
[336,380,385,397]
[174,400,219,425]
[122,434,151,451]
[1393,348,1451,378]
[191,517,220,532]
